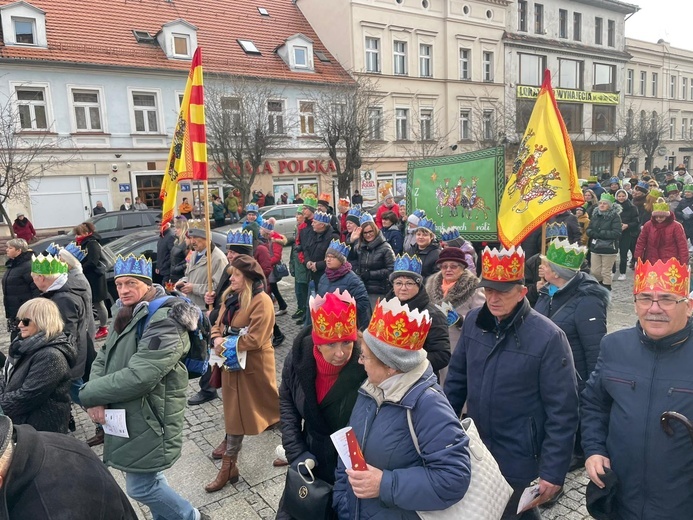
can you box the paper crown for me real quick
[318,193,331,205]
[481,245,525,283]
[666,183,680,193]
[303,196,318,209]
[649,188,663,199]
[398,199,407,208]
[652,197,670,215]
[634,258,690,298]
[295,205,304,214]
[636,181,650,191]
[338,197,350,207]
[366,297,432,351]
[588,176,598,182]
[546,222,569,239]
[226,230,253,248]
[435,301,462,327]
[313,211,332,224]
[310,289,358,346]
[260,220,274,231]
[245,203,259,213]
[327,239,350,258]
[114,253,152,280]
[600,193,616,203]
[393,253,422,276]
[608,177,620,185]
[64,242,86,262]
[44,242,60,256]
[685,184,693,192]
[545,239,586,270]
[412,209,426,219]
[359,213,374,225]
[31,254,68,275]
[347,207,362,218]
[440,227,461,242]
[416,218,436,233]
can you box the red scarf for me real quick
[314,344,345,403]
[75,233,92,245]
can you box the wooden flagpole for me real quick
[203,180,213,311]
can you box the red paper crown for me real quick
[310,289,358,345]
[633,258,690,298]
[481,245,525,283]
[367,297,432,351]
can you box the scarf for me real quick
[14,219,28,227]
[441,279,455,297]
[221,280,265,327]
[325,261,352,282]
[75,233,92,245]
[113,286,158,334]
[313,344,345,403]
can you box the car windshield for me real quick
[105,234,139,254]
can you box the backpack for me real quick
[136,294,211,379]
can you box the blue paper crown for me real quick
[359,213,374,225]
[546,222,568,239]
[245,203,259,213]
[260,220,274,231]
[609,177,620,185]
[416,218,436,233]
[347,207,362,218]
[114,253,152,280]
[313,211,331,224]
[440,227,461,242]
[64,242,86,262]
[226,230,253,247]
[637,180,650,190]
[327,239,350,258]
[393,253,422,275]
[412,209,426,219]
[44,242,60,256]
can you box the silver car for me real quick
[219,204,300,243]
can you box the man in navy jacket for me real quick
[444,245,579,519]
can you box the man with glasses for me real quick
[581,257,693,519]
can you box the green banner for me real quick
[517,85,620,105]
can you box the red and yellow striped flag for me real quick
[497,70,584,247]
[160,47,208,231]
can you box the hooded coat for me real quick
[12,218,35,242]
[2,250,40,322]
[78,233,108,303]
[355,232,395,297]
[156,227,176,281]
[0,332,76,433]
[616,198,640,238]
[317,269,372,331]
[586,205,623,254]
[634,212,689,264]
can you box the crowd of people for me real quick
[1,173,693,520]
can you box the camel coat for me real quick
[211,291,279,435]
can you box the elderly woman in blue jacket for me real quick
[333,296,471,519]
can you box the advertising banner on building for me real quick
[360,170,378,207]
[406,147,505,242]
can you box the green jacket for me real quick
[79,287,195,473]
[225,195,239,213]
[290,241,309,284]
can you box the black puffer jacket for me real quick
[586,205,622,253]
[156,227,176,281]
[408,242,441,281]
[169,241,189,282]
[2,250,40,321]
[355,232,395,296]
[0,332,76,433]
[616,198,640,238]
[674,196,693,239]
[79,234,108,303]
[534,272,609,391]
[301,225,340,286]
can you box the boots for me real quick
[212,437,226,460]
[204,454,239,492]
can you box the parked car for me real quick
[102,229,228,309]
[33,210,162,254]
[222,204,300,242]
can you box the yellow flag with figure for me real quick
[498,70,584,247]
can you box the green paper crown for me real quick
[545,239,587,270]
[295,204,304,214]
[684,184,693,192]
[31,254,68,275]
[302,196,318,210]
[649,188,663,199]
[600,193,615,203]
[588,176,598,182]
[665,183,680,193]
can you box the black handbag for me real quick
[283,462,333,520]
[591,238,617,254]
[273,262,289,280]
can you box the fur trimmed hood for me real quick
[118,284,199,331]
[425,269,480,309]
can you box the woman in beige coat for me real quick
[205,255,280,493]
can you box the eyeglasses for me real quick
[394,281,417,289]
[19,318,31,326]
[634,295,688,309]
[358,353,374,362]
[362,229,376,235]
[326,254,337,259]
[440,263,462,271]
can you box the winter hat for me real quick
[231,255,265,283]
[363,297,431,373]
[436,247,469,269]
[326,239,350,263]
[260,217,276,233]
[586,467,619,520]
[615,189,627,199]
[652,197,670,217]
[407,209,426,227]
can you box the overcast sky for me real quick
[626,0,693,51]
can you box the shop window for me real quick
[593,105,615,133]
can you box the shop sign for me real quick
[216,159,337,176]
[118,183,131,192]
[360,170,378,206]
[517,86,620,105]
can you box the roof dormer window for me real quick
[0,1,47,48]
[172,33,190,58]
[13,17,35,44]
[277,33,314,72]
[158,19,197,60]
[294,46,308,68]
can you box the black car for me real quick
[33,210,162,253]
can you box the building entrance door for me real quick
[136,174,164,209]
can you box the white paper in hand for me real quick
[103,409,129,438]
[517,484,541,514]
[331,427,354,469]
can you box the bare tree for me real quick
[0,91,75,233]
[637,109,669,172]
[401,105,458,160]
[313,76,385,198]
[206,77,286,206]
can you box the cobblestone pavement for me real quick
[0,250,638,519]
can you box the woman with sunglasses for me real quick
[0,298,76,433]
[352,215,395,308]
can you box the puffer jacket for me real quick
[333,361,471,519]
[581,320,693,520]
[444,299,579,487]
[408,242,441,281]
[79,285,194,473]
[616,198,640,238]
[634,212,689,264]
[674,196,693,240]
[169,240,189,283]
[586,205,622,253]
[355,233,395,296]
[534,272,609,392]
[300,224,340,286]
[2,250,40,322]
[317,270,372,331]
[381,225,403,255]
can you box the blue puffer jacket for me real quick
[581,321,693,520]
[333,362,471,519]
[317,270,372,331]
[444,299,579,487]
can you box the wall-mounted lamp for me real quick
[115,153,122,158]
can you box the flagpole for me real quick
[203,180,213,311]
[540,222,547,256]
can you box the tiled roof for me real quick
[0,0,352,85]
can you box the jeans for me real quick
[229,211,240,223]
[70,378,84,406]
[125,471,196,520]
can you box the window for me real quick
[557,103,583,133]
[559,59,583,90]
[257,7,269,16]
[593,105,615,133]
[459,48,470,80]
[626,69,634,95]
[683,78,688,100]
[573,13,582,41]
[16,87,48,130]
[299,101,314,134]
[420,109,433,140]
[72,89,102,131]
[595,17,603,45]
[132,92,159,133]
[482,110,494,140]
[237,39,261,55]
[518,1,527,32]
[640,71,646,96]
[368,107,383,140]
[690,78,693,100]
[294,46,308,68]
[267,100,284,134]
[670,76,677,99]
[559,9,568,38]
[13,17,35,44]
[682,118,688,140]
[122,213,143,230]
[690,119,693,140]
[519,54,545,86]
[396,108,409,140]
[652,73,658,97]
[172,34,190,57]
[460,109,471,139]
[607,20,615,47]
[221,97,241,132]
[394,41,407,75]
[670,117,676,140]
[483,52,494,82]
[593,63,615,92]
[133,30,155,43]
[534,4,544,34]
[419,44,432,78]
[365,37,380,73]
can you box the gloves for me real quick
[291,451,317,476]
[360,270,371,282]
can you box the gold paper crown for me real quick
[366,297,432,351]
[633,258,690,298]
[652,197,670,215]
[481,245,525,283]
[310,289,357,346]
